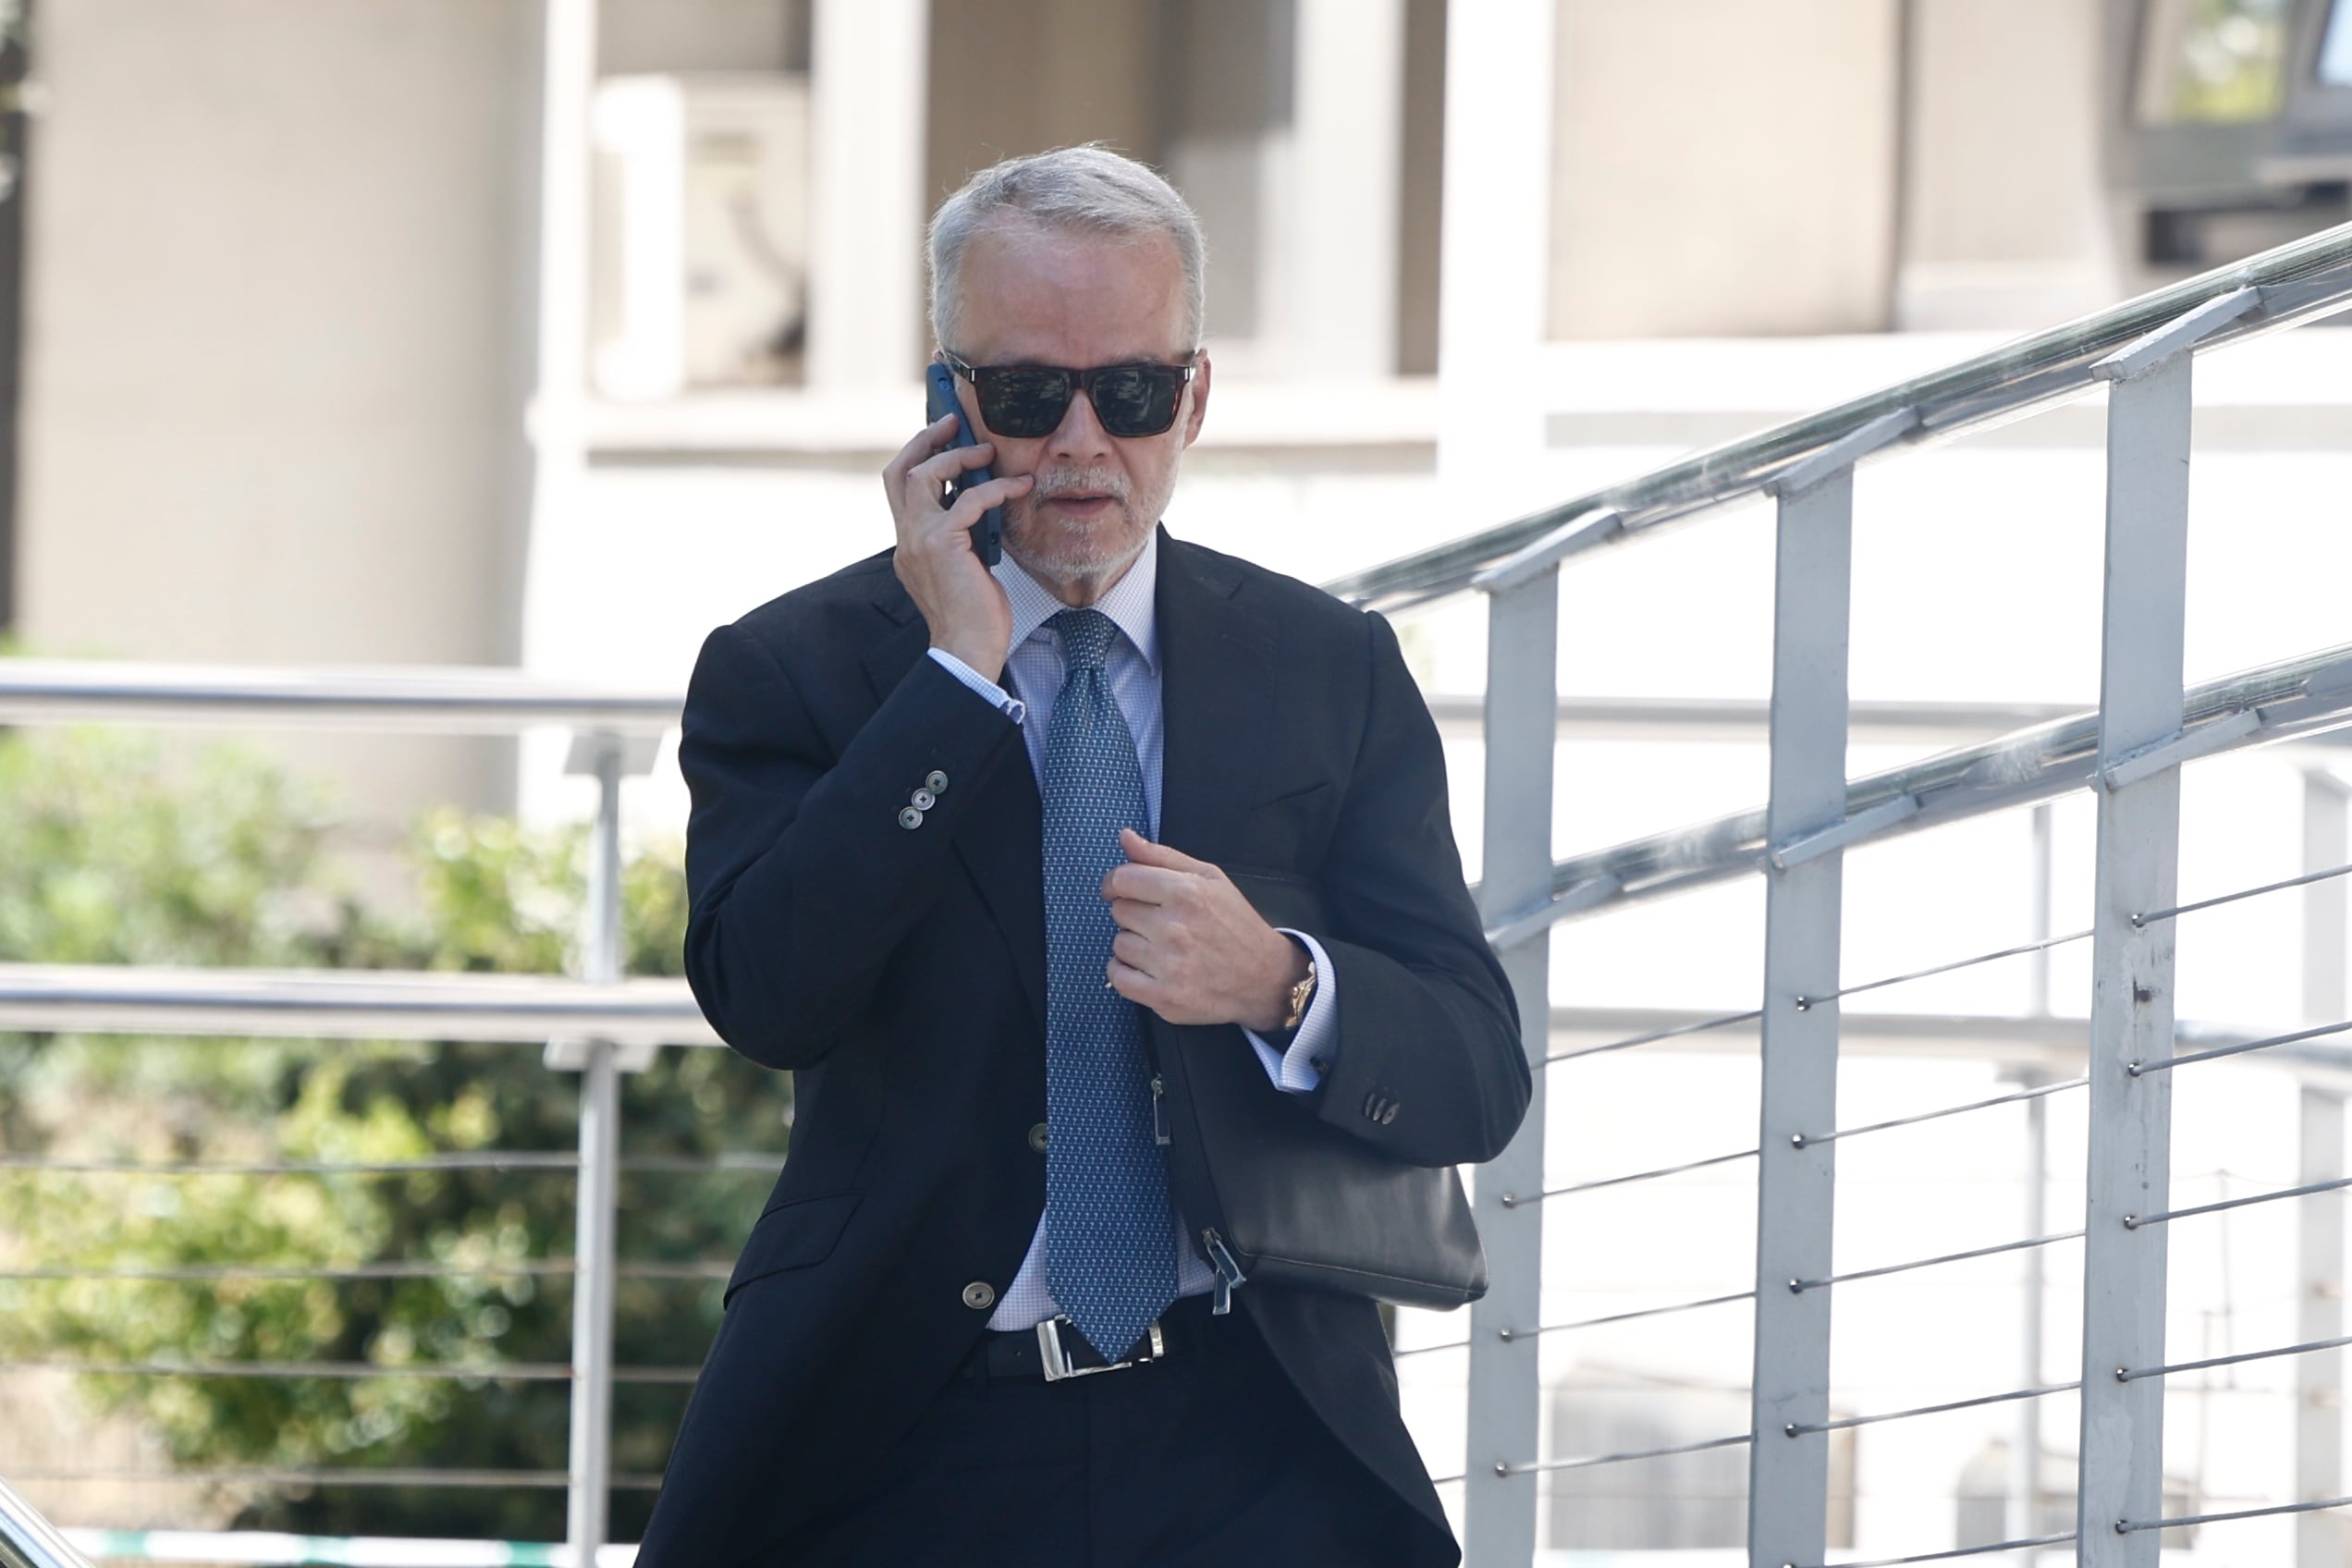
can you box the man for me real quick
[639,146,1527,1567]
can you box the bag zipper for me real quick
[1202,1227,1247,1316]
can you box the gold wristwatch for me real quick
[1277,951,1319,1034]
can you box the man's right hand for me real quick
[885,414,1034,682]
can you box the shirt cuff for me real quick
[927,647,1025,724]
[1243,930,1336,1095]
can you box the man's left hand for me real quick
[1101,829,1308,1032]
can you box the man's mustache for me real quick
[1029,468,1132,505]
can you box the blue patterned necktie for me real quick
[1040,606,1179,1360]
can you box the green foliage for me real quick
[0,729,788,1542]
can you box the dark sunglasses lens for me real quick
[1088,365,1183,437]
[974,368,1075,438]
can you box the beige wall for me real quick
[18,0,543,824]
[600,0,805,75]
[1897,0,2113,326]
[1547,0,1903,338]
[925,0,1166,205]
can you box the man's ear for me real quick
[1182,349,1212,447]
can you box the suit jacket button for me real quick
[962,1280,997,1311]
[925,769,949,794]
[1028,1122,1049,1153]
[911,788,937,811]
[898,806,925,830]
[1381,1102,1400,1124]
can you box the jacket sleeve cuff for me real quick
[927,647,1026,724]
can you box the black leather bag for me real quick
[1144,871,1489,1312]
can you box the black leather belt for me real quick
[964,1313,1169,1383]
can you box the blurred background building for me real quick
[2,0,2350,1559]
[5,0,2343,839]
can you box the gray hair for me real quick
[928,144,1207,353]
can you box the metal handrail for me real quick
[1321,219,2352,611]
[0,1474,94,1568]
[0,658,680,734]
[0,965,719,1047]
[1490,638,2352,935]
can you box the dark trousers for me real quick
[793,1294,1434,1567]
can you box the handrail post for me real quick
[551,729,649,1568]
[2075,343,2197,1562]
[2007,802,2057,1546]
[2298,769,2348,1566]
[1464,568,1558,1566]
[1746,463,1857,1566]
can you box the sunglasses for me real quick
[941,349,1198,440]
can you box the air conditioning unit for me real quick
[591,73,811,400]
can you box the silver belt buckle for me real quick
[1035,1315,1165,1382]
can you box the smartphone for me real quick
[925,362,1003,567]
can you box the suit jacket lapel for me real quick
[861,580,1048,1034]
[1156,529,1278,864]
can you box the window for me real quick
[2322,0,2352,87]
[2135,0,2295,125]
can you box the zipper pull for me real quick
[1202,1228,1247,1316]
[1150,1074,1170,1146]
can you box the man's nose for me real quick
[1047,381,1115,461]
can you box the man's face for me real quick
[945,221,1210,594]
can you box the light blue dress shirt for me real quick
[926,532,1338,1329]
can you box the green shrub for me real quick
[0,728,788,1542]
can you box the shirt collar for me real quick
[994,529,1160,673]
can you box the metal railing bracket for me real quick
[2090,286,2260,382]
[1766,408,1919,498]
[1482,875,1622,950]
[1769,795,1922,872]
[1469,508,1623,594]
[2100,706,2264,792]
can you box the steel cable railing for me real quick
[1789,1231,2084,1294]
[0,1260,728,1283]
[1540,855,2352,1078]
[1376,215,2352,1564]
[0,1358,701,1384]
[2128,858,2352,930]
[0,978,729,1536]
[1542,1008,1762,1065]
[1460,801,2352,1534]
[6,1465,662,1491]
[2118,1332,2352,1384]
[1791,1076,2086,1151]
[1389,1287,1759,1359]
[2129,1017,2352,1076]
[0,1150,778,1174]
[1496,1146,1757,1207]
[2121,1494,2352,1532]
[2123,1172,2352,1231]
[1496,1429,1754,1477]
[1783,1379,2082,1438]
[1800,1531,2082,1568]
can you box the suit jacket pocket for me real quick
[724,1192,862,1307]
[1225,867,1330,936]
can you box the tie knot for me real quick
[1051,607,1119,673]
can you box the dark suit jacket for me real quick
[637,529,1528,1568]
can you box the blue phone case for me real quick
[925,363,1002,567]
